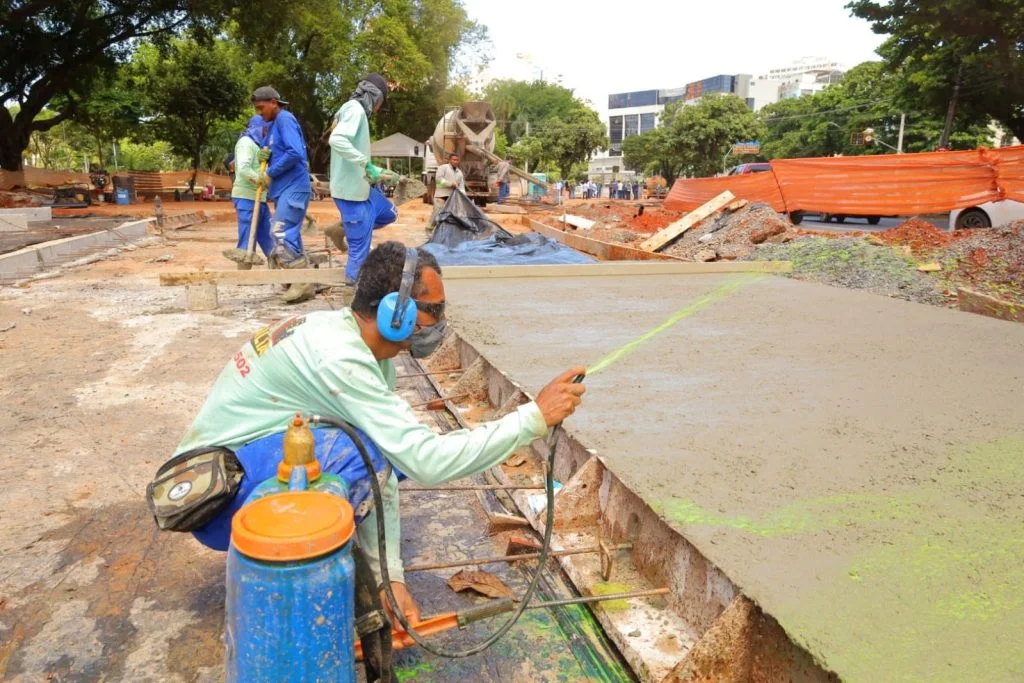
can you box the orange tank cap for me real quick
[231,491,354,562]
[277,458,322,484]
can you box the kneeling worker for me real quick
[162,240,586,625]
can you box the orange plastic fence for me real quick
[665,145,1024,215]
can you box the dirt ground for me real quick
[0,198,589,682]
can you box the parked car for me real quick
[949,199,1024,229]
[727,163,771,175]
[309,173,330,200]
[817,213,883,225]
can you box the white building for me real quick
[748,57,847,111]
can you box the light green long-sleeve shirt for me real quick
[230,136,266,202]
[328,100,371,201]
[176,309,548,583]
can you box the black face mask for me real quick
[409,320,447,358]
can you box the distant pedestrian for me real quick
[632,180,640,200]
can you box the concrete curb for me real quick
[0,211,207,284]
[0,218,150,283]
[0,207,51,222]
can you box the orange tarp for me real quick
[663,171,786,212]
[991,146,1024,203]
[665,145,1024,215]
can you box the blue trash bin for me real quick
[115,187,130,205]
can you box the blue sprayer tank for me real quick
[225,414,356,682]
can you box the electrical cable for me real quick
[310,413,564,658]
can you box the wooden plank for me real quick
[160,260,792,286]
[528,219,680,262]
[638,190,735,252]
[957,288,1024,323]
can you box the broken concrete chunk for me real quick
[917,262,942,272]
[694,249,717,262]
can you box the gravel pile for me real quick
[937,222,1024,304]
[752,236,947,305]
[663,202,794,261]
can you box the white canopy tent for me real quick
[369,133,424,173]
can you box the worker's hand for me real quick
[257,147,271,163]
[257,171,269,189]
[437,178,448,188]
[380,581,421,626]
[535,366,586,427]
[380,169,398,182]
[365,162,383,182]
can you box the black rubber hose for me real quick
[311,414,560,658]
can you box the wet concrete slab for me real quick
[445,272,1024,682]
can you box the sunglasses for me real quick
[415,299,445,320]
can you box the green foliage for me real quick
[0,0,235,170]
[759,61,991,159]
[131,39,247,184]
[848,0,1024,141]
[627,95,764,180]
[484,79,607,178]
[116,140,185,171]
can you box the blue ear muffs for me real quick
[376,248,419,342]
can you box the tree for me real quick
[72,76,145,167]
[848,0,1024,142]
[484,79,578,143]
[133,39,247,188]
[662,95,765,177]
[0,0,238,171]
[535,105,608,179]
[759,61,991,159]
[622,127,682,183]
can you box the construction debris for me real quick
[447,569,515,599]
[664,202,793,261]
[937,221,1024,305]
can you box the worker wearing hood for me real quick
[224,115,273,266]
[328,73,400,285]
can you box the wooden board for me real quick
[528,219,680,262]
[638,190,735,252]
[159,260,792,286]
[957,287,1024,323]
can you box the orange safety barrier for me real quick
[991,146,1024,203]
[665,145,1024,215]
[664,170,786,212]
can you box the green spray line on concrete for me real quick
[586,274,763,377]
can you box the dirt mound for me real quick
[663,202,795,261]
[937,222,1024,304]
[873,217,965,254]
[566,201,682,234]
[752,236,947,305]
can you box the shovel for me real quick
[242,157,270,266]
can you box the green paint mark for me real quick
[663,437,1024,682]
[587,274,762,376]
[589,582,633,611]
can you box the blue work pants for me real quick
[270,188,311,263]
[192,426,399,552]
[498,181,510,204]
[232,198,273,258]
[334,187,398,282]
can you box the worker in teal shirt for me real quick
[328,73,400,285]
[223,115,272,266]
[171,240,586,626]
[252,86,314,302]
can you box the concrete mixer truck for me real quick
[422,101,550,205]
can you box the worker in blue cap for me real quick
[327,73,400,285]
[223,115,272,267]
[251,86,314,303]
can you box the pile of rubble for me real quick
[664,201,796,261]
[0,189,49,208]
[937,221,1024,304]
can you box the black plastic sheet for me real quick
[425,191,594,266]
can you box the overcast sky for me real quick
[460,0,886,120]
